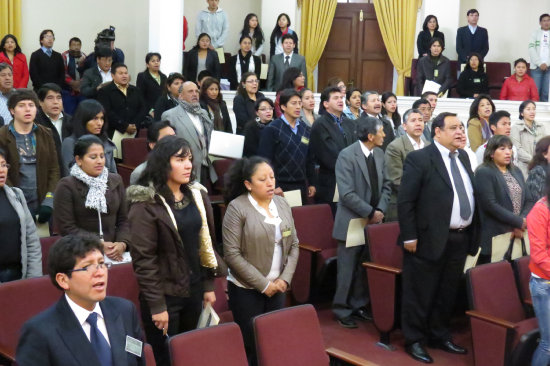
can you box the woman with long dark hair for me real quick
[525,137,550,212]
[416,15,445,57]
[233,71,265,135]
[415,38,452,96]
[466,94,495,151]
[61,99,117,173]
[223,156,299,364]
[381,91,401,135]
[54,135,130,262]
[153,72,185,121]
[456,52,489,98]
[199,76,232,133]
[229,35,261,90]
[274,67,305,117]
[270,13,299,56]
[127,135,223,366]
[183,33,221,82]
[137,52,167,117]
[243,97,274,157]
[343,88,363,120]
[240,13,265,56]
[0,34,29,88]
[299,88,318,127]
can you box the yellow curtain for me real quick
[0,0,22,40]
[300,0,337,91]
[373,0,418,96]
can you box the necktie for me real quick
[366,154,379,208]
[68,56,77,80]
[87,312,113,366]
[284,55,290,69]
[45,49,52,57]
[449,152,471,220]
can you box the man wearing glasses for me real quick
[29,30,66,92]
[16,235,145,366]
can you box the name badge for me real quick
[301,136,309,145]
[125,335,143,357]
[282,229,292,238]
[434,70,439,78]
[473,78,481,83]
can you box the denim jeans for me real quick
[530,67,550,102]
[530,276,550,366]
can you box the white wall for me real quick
[20,0,150,87]
[183,0,261,56]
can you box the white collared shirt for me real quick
[187,110,204,135]
[65,294,111,345]
[98,67,112,83]
[468,24,478,34]
[282,51,293,65]
[359,140,374,158]
[433,140,475,228]
[48,112,64,137]
[406,133,425,150]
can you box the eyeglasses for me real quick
[245,79,259,84]
[69,262,112,274]
[0,163,10,169]
[258,107,274,112]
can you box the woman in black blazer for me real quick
[476,135,528,262]
[153,72,184,121]
[183,33,221,82]
[416,15,445,57]
[229,35,261,90]
[233,71,264,135]
[136,52,167,117]
[415,38,452,96]
[199,77,233,133]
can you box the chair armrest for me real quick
[524,298,533,306]
[466,310,516,329]
[326,347,378,366]
[362,262,402,275]
[299,243,322,253]
[117,163,136,170]
[0,345,15,362]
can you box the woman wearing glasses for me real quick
[243,97,274,157]
[229,35,261,90]
[233,71,264,135]
[0,148,42,282]
[53,135,130,263]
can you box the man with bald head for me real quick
[0,63,15,125]
[161,81,216,184]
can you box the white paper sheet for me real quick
[283,189,302,207]
[208,130,244,159]
[345,218,367,247]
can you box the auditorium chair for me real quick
[466,261,539,366]
[486,62,512,99]
[117,137,148,187]
[212,158,235,195]
[39,235,60,275]
[169,322,248,366]
[212,276,233,323]
[253,304,376,366]
[0,276,59,362]
[290,204,338,303]
[512,256,532,314]
[362,222,402,350]
[105,262,141,313]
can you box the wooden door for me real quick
[318,3,393,92]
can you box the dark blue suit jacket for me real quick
[16,296,145,366]
[456,26,489,63]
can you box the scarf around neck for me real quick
[70,164,109,213]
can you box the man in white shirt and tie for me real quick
[266,34,307,91]
[16,234,146,366]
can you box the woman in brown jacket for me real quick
[127,135,222,366]
[53,135,129,261]
[222,156,299,364]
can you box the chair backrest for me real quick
[253,305,329,366]
[212,276,233,323]
[291,204,337,251]
[121,138,148,167]
[366,222,402,269]
[212,158,236,192]
[0,276,60,360]
[467,261,525,323]
[169,322,248,366]
[513,256,531,303]
[144,343,156,366]
[106,263,140,313]
[39,236,60,275]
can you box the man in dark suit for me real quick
[97,63,147,138]
[360,91,394,151]
[36,83,72,177]
[266,34,307,91]
[310,86,355,212]
[398,112,479,363]
[456,9,489,65]
[16,234,145,366]
[80,47,113,99]
[29,29,66,91]
[332,116,391,328]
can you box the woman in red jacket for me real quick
[500,58,539,101]
[526,173,550,365]
[0,34,29,89]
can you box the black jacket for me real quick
[456,67,489,98]
[456,26,489,64]
[416,30,445,57]
[183,48,221,82]
[153,95,178,121]
[232,92,264,135]
[29,49,65,91]
[228,53,261,90]
[79,67,103,98]
[97,82,147,136]
[34,109,72,177]
[199,99,233,133]
[136,71,167,115]
[415,55,453,96]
